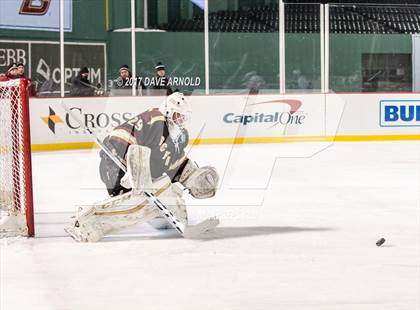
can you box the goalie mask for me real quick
[159,92,192,142]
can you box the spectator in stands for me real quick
[112,64,132,96]
[150,62,172,96]
[4,63,20,79]
[292,69,311,90]
[112,64,145,96]
[115,64,132,88]
[16,63,37,97]
[70,67,95,97]
[17,63,26,78]
[242,71,266,94]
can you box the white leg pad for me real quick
[148,182,187,230]
[65,176,188,242]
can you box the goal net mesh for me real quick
[0,79,33,237]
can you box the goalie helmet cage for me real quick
[0,78,34,237]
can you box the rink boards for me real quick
[28,93,420,151]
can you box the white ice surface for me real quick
[1,141,419,310]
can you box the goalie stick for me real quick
[61,102,219,238]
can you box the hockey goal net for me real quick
[0,78,34,237]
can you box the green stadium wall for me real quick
[0,0,413,93]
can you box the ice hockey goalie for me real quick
[65,92,219,242]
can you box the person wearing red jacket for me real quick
[16,63,36,96]
[0,63,37,96]
[1,63,19,80]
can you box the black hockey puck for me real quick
[376,238,386,246]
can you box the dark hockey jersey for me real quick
[102,108,189,180]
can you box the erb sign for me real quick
[380,100,420,127]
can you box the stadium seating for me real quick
[157,2,420,34]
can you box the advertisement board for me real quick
[0,40,106,96]
[29,94,329,149]
[0,41,29,67]
[335,93,420,135]
[0,0,72,32]
[27,93,420,151]
[380,100,420,127]
[31,42,106,96]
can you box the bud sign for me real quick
[380,100,420,127]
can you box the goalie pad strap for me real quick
[178,159,198,184]
[94,181,172,216]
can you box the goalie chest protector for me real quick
[105,108,189,180]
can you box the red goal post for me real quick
[0,78,34,237]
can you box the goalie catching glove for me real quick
[177,160,219,199]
